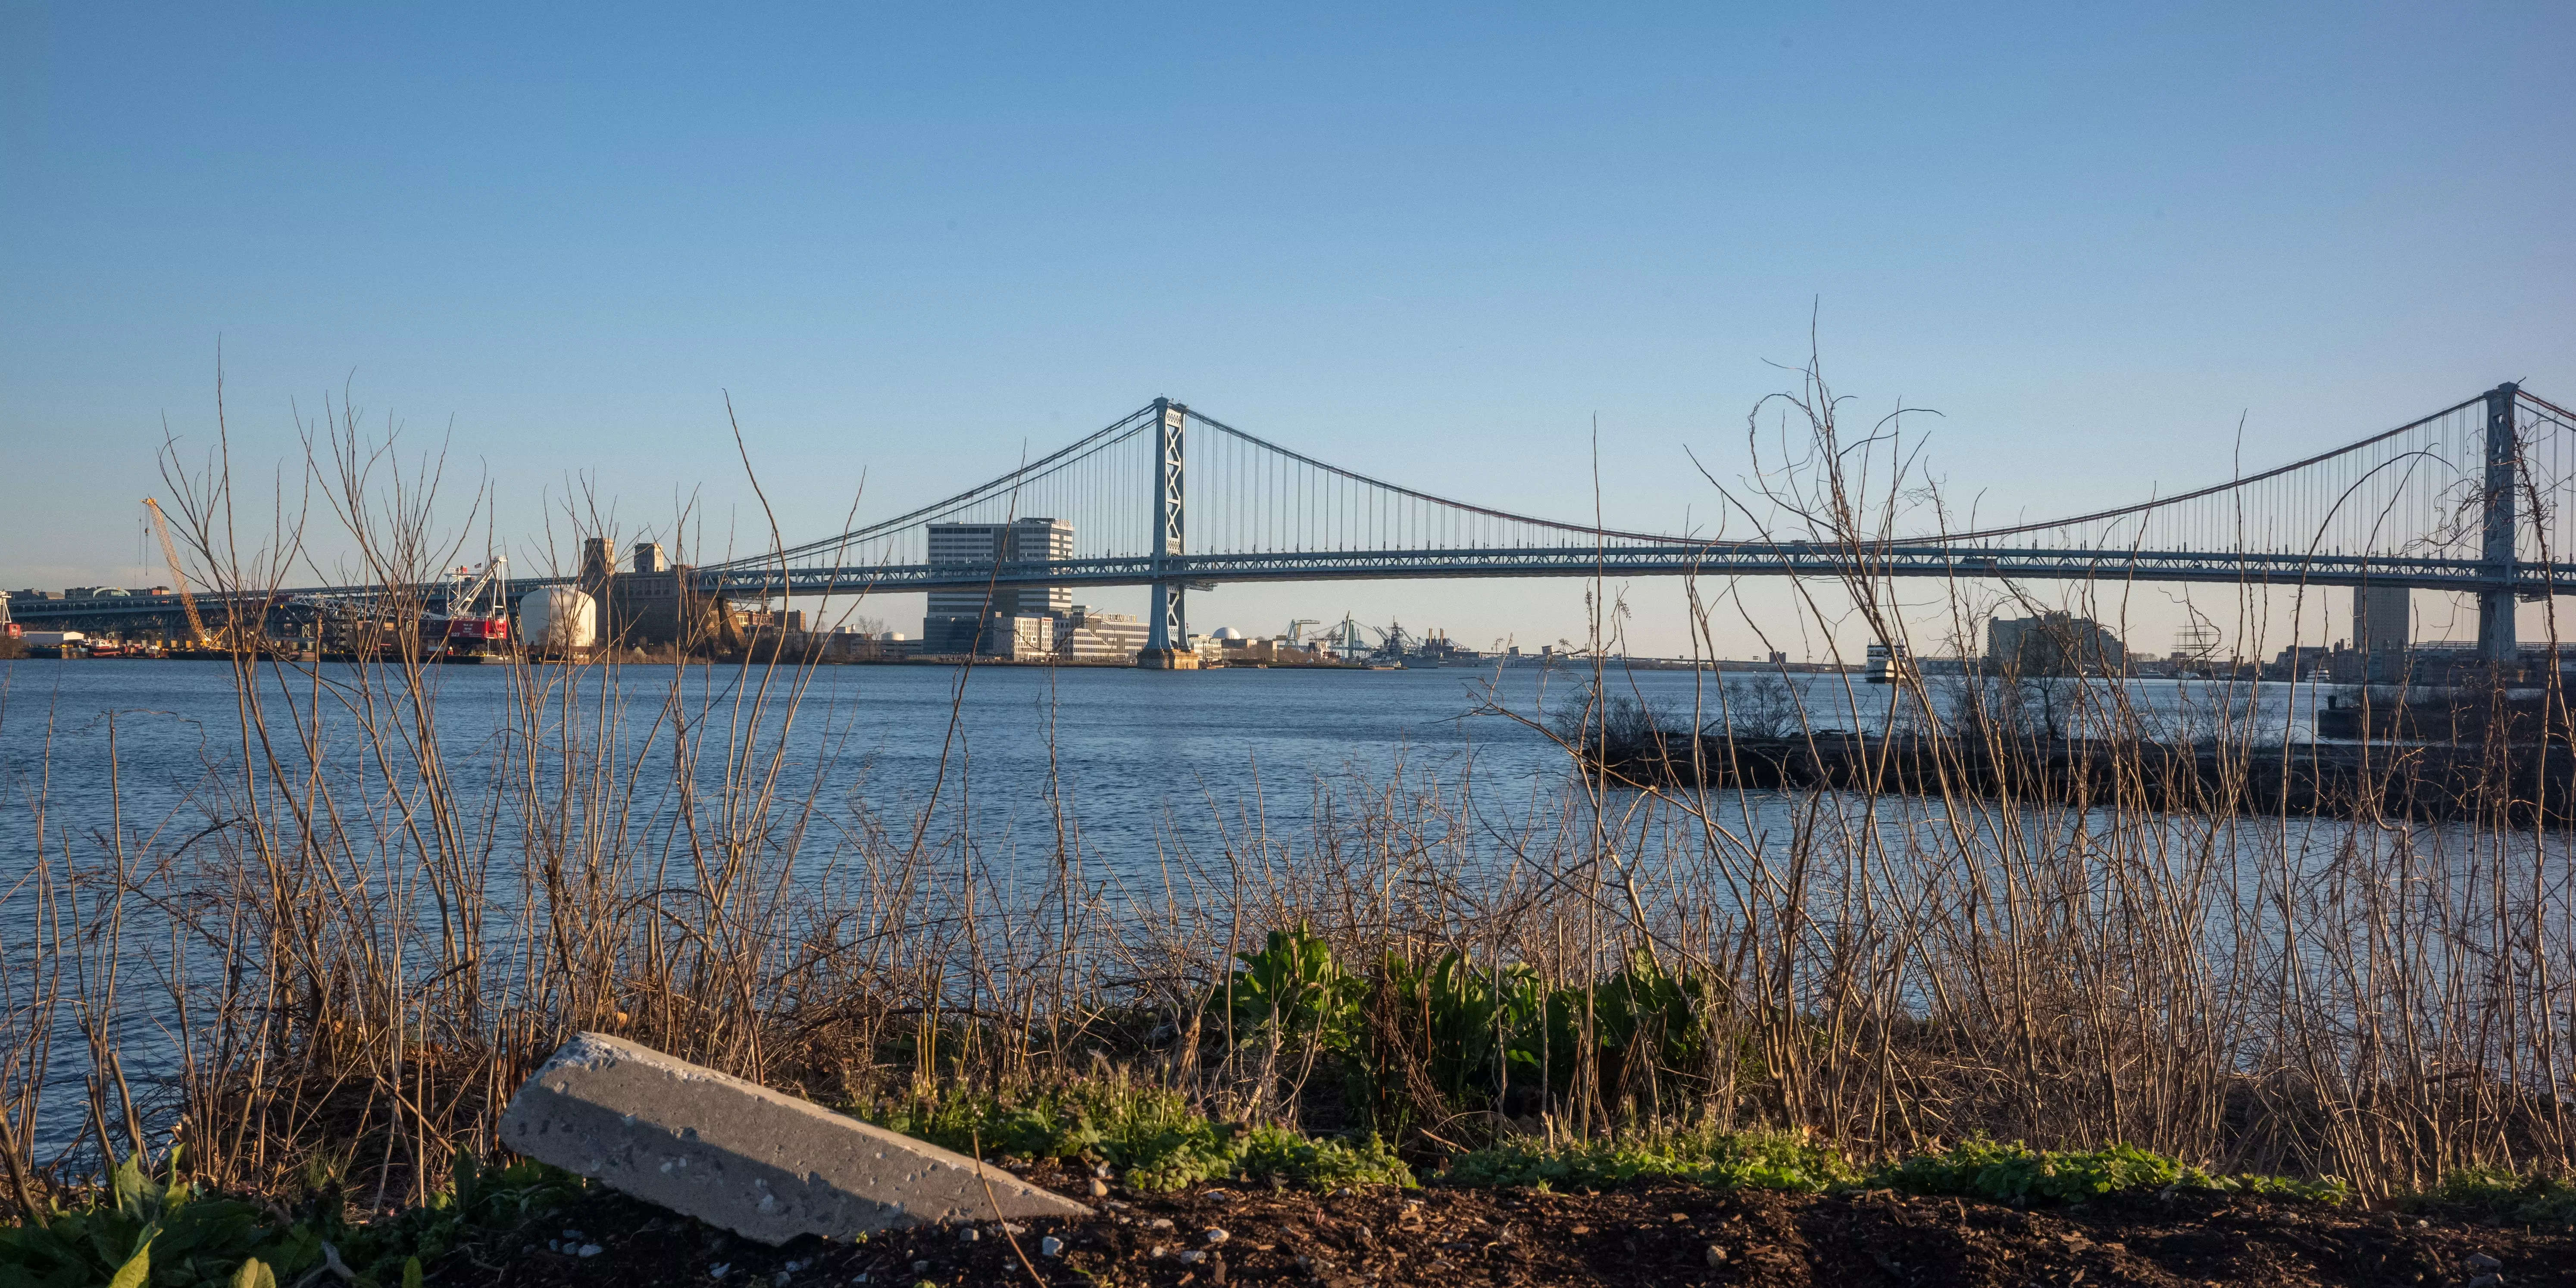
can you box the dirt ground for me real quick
[445,1164,2574,1288]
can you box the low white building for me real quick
[1054,606,1148,663]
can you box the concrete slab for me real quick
[498,1032,1089,1244]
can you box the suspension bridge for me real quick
[16,382,2576,664]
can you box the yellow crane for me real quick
[143,498,223,650]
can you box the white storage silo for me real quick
[518,586,598,654]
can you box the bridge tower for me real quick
[2479,381,2522,665]
[1138,397,1200,669]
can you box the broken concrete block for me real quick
[498,1032,1089,1244]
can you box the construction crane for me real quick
[1285,618,1320,646]
[143,498,226,650]
[426,557,511,658]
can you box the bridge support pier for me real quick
[2478,382,2522,667]
[1138,398,1199,669]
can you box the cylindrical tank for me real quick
[517,587,597,653]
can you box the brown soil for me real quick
[443,1164,2573,1288]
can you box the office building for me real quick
[1053,606,1148,663]
[922,518,1074,653]
[976,615,1053,660]
[2353,584,2410,684]
[1986,611,2126,676]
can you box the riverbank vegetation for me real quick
[6,366,2575,1277]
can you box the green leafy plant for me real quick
[1369,951,1546,1103]
[1533,951,1712,1104]
[1873,1138,2348,1205]
[2417,1167,2576,1226]
[860,1077,1411,1191]
[1214,925,1365,1052]
[1232,1126,1412,1191]
[1,1150,583,1288]
[1440,1124,1852,1193]
[0,1152,320,1288]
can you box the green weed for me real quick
[1225,928,1732,1135]
[2417,1167,2576,1226]
[1213,925,1366,1052]
[1440,1124,1853,1193]
[1872,1138,2349,1205]
[857,1077,1412,1191]
[0,1151,582,1288]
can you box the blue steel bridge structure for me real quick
[15,382,2576,663]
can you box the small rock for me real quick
[2469,1254,2503,1269]
[1000,1224,1026,1235]
[709,1264,731,1280]
[1204,1189,1236,1203]
[1203,1228,1231,1246]
[1094,1163,1114,1179]
[1039,1237,1064,1257]
[1089,1179,1110,1198]
[564,1229,585,1241]
[910,1262,928,1274]
[1705,1245,1727,1268]
[1150,1217,1175,1230]
[2467,1276,2500,1288]
[577,1245,603,1259]
[1150,1245,1169,1259]
[1177,1250,1207,1265]
[772,1274,791,1287]
[958,1228,979,1243]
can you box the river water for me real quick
[0,656,2345,1160]
[0,658,2332,888]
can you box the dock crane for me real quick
[1318,614,1374,661]
[426,557,512,658]
[143,498,232,651]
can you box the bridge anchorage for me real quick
[14,382,2576,670]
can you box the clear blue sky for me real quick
[4,3,2570,657]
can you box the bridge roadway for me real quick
[13,544,2576,632]
[15,384,2565,637]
